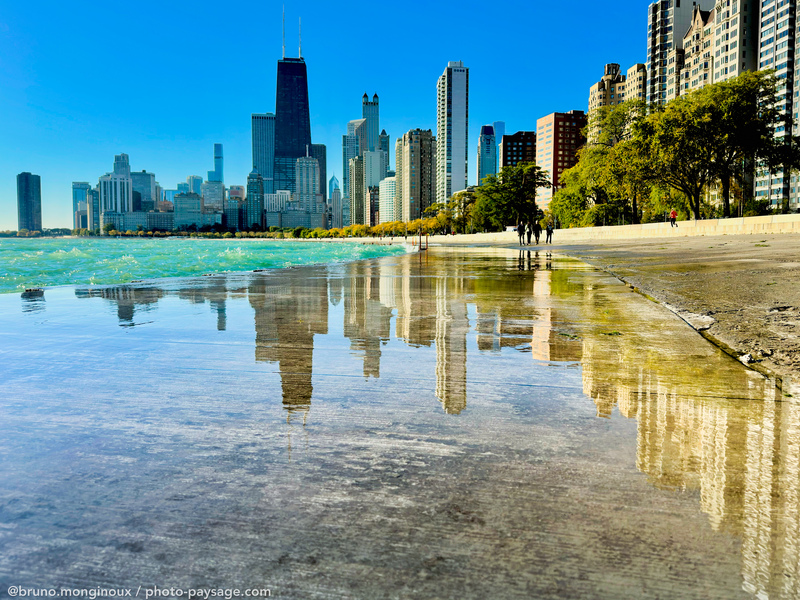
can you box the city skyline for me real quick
[0,0,644,230]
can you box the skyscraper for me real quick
[295,156,323,213]
[274,57,312,193]
[252,113,276,194]
[131,170,156,212]
[98,154,133,227]
[646,0,714,105]
[362,93,379,152]
[329,174,340,199]
[342,117,367,199]
[396,129,436,222]
[187,175,203,196]
[72,182,91,229]
[310,143,327,202]
[379,129,391,174]
[436,61,469,203]
[492,121,505,172]
[349,156,365,225]
[477,125,496,185]
[245,169,265,230]
[208,143,224,183]
[17,172,42,232]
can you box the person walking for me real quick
[517,221,525,246]
[545,222,554,244]
[533,221,542,245]
[670,209,678,227]
[525,222,533,245]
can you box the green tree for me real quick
[474,162,550,228]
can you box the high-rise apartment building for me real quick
[363,150,387,225]
[378,176,397,224]
[201,181,225,211]
[757,0,798,207]
[395,129,436,222]
[330,186,343,229]
[274,57,312,193]
[245,169,265,230]
[379,129,390,173]
[208,143,223,182]
[295,156,323,213]
[349,156,365,225]
[17,172,42,232]
[88,188,100,230]
[646,0,714,105]
[72,182,91,229]
[499,131,536,169]
[310,143,327,202]
[342,118,367,199]
[98,154,133,227]
[436,61,469,202]
[477,125,497,185]
[362,93,380,152]
[252,113,276,194]
[588,63,646,142]
[535,111,587,209]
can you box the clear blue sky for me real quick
[0,0,646,230]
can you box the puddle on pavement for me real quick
[0,247,795,599]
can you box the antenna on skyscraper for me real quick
[299,17,302,58]
[282,5,286,59]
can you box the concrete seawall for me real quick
[415,213,800,246]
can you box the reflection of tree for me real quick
[580,312,800,600]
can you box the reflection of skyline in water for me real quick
[71,249,796,599]
[75,251,556,417]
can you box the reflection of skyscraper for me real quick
[343,263,393,378]
[249,268,328,411]
[274,57,312,193]
[435,276,468,414]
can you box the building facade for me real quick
[17,172,42,231]
[499,131,536,169]
[342,117,367,199]
[362,93,380,152]
[646,0,715,105]
[349,156,365,225]
[477,125,496,185]
[245,170,265,230]
[378,176,397,224]
[396,129,436,222]
[72,182,91,229]
[252,113,275,194]
[535,111,587,209]
[131,170,156,212]
[295,156,323,214]
[436,61,469,203]
[310,143,327,202]
[274,57,312,193]
[99,154,133,228]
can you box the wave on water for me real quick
[0,238,406,294]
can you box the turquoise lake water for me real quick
[0,238,407,294]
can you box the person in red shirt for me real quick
[670,209,678,227]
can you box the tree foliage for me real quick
[473,162,550,228]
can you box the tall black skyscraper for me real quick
[274,57,312,193]
[17,172,42,232]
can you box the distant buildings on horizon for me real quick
[21,1,800,230]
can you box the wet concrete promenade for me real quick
[0,248,796,599]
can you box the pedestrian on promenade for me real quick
[526,222,533,245]
[545,223,554,244]
[670,209,678,227]
[517,221,525,246]
[533,221,542,244]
